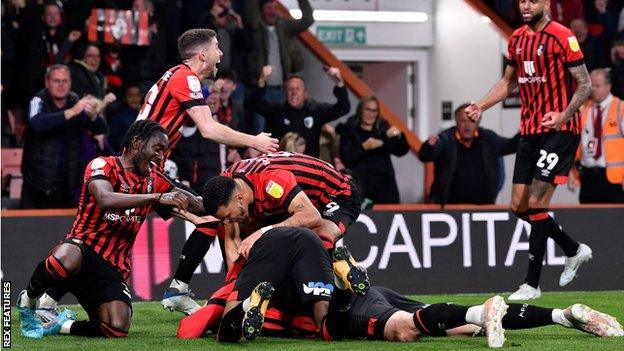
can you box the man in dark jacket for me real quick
[250,65,350,157]
[418,103,519,205]
[21,64,107,209]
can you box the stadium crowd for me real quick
[2,0,623,208]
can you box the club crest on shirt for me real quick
[567,36,580,52]
[304,116,314,129]
[265,180,284,199]
[90,158,107,177]
[537,43,544,56]
[283,118,291,125]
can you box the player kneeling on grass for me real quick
[16,120,203,338]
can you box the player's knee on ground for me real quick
[99,321,129,338]
[412,304,469,337]
[97,301,132,337]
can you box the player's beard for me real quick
[525,11,544,26]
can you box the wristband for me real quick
[260,225,274,235]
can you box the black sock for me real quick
[45,287,67,302]
[320,288,351,341]
[502,303,554,329]
[173,226,216,284]
[525,209,549,288]
[515,210,530,222]
[412,303,470,337]
[70,320,104,337]
[545,216,579,257]
[217,303,245,342]
[26,256,69,299]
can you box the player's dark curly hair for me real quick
[202,176,238,216]
[120,120,166,152]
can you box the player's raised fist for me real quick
[465,102,482,122]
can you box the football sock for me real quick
[552,308,573,327]
[544,216,579,257]
[173,227,216,284]
[69,321,102,337]
[26,256,69,299]
[44,288,65,305]
[502,303,554,329]
[465,305,485,325]
[525,209,549,288]
[320,288,351,341]
[217,303,245,342]
[412,303,470,336]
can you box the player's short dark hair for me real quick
[454,103,472,119]
[201,176,237,216]
[259,0,277,10]
[120,120,166,152]
[216,69,237,82]
[177,29,217,61]
[43,0,61,11]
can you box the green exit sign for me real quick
[316,26,366,45]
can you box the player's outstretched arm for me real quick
[467,65,518,122]
[187,105,278,153]
[88,179,189,211]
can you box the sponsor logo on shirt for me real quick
[302,282,334,297]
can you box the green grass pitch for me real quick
[9,290,624,351]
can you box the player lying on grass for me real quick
[16,120,203,339]
[163,151,367,314]
[211,226,368,343]
[180,281,623,348]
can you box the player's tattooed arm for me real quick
[171,186,205,214]
[275,191,323,229]
[89,179,175,210]
[563,64,591,121]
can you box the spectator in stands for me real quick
[550,0,584,27]
[585,0,618,38]
[215,70,245,164]
[243,0,314,133]
[250,65,350,157]
[279,132,306,153]
[69,43,106,98]
[106,84,142,153]
[203,0,251,102]
[418,103,519,205]
[569,68,624,202]
[570,18,605,72]
[337,96,409,204]
[21,64,107,209]
[20,1,81,105]
[609,41,624,98]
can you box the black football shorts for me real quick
[512,132,580,185]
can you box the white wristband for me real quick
[260,225,274,235]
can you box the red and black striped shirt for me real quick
[507,21,584,135]
[66,156,173,280]
[136,64,206,159]
[222,152,351,220]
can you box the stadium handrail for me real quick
[463,0,514,37]
[276,2,423,153]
